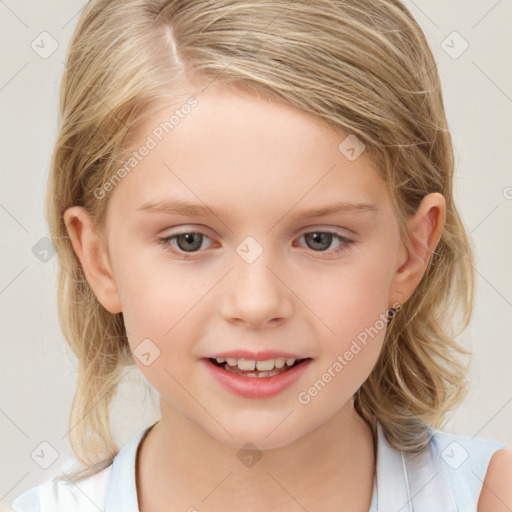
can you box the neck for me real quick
[136,400,375,512]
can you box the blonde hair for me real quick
[49,0,473,480]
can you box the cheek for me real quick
[113,252,206,352]
[296,268,391,411]
[301,247,395,378]
[114,257,210,406]
[311,258,393,337]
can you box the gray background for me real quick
[1,0,511,506]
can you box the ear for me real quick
[389,192,446,307]
[63,206,122,314]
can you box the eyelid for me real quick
[160,229,215,252]
[158,226,355,259]
[294,229,354,255]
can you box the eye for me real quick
[296,230,354,255]
[158,229,354,260]
[158,231,213,258]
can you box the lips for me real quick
[207,350,307,360]
[201,353,313,398]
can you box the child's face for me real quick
[96,84,413,449]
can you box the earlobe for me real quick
[63,206,122,314]
[389,192,446,306]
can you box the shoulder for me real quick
[10,464,112,512]
[477,447,512,512]
[428,429,509,510]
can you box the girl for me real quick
[11,0,512,510]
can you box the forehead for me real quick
[107,84,390,222]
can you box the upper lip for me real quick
[205,350,310,360]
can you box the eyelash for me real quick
[157,229,354,260]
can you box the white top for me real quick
[11,421,505,511]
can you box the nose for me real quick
[219,248,293,329]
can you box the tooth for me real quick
[256,359,274,371]
[274,358,286,368]
[238,359,256,371]
[221,357,300,372]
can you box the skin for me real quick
[64,83,511,511]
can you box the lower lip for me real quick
[201,358,312,399]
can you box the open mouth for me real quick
[208,357,311,378]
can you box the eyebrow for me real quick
[137,198,378,219]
